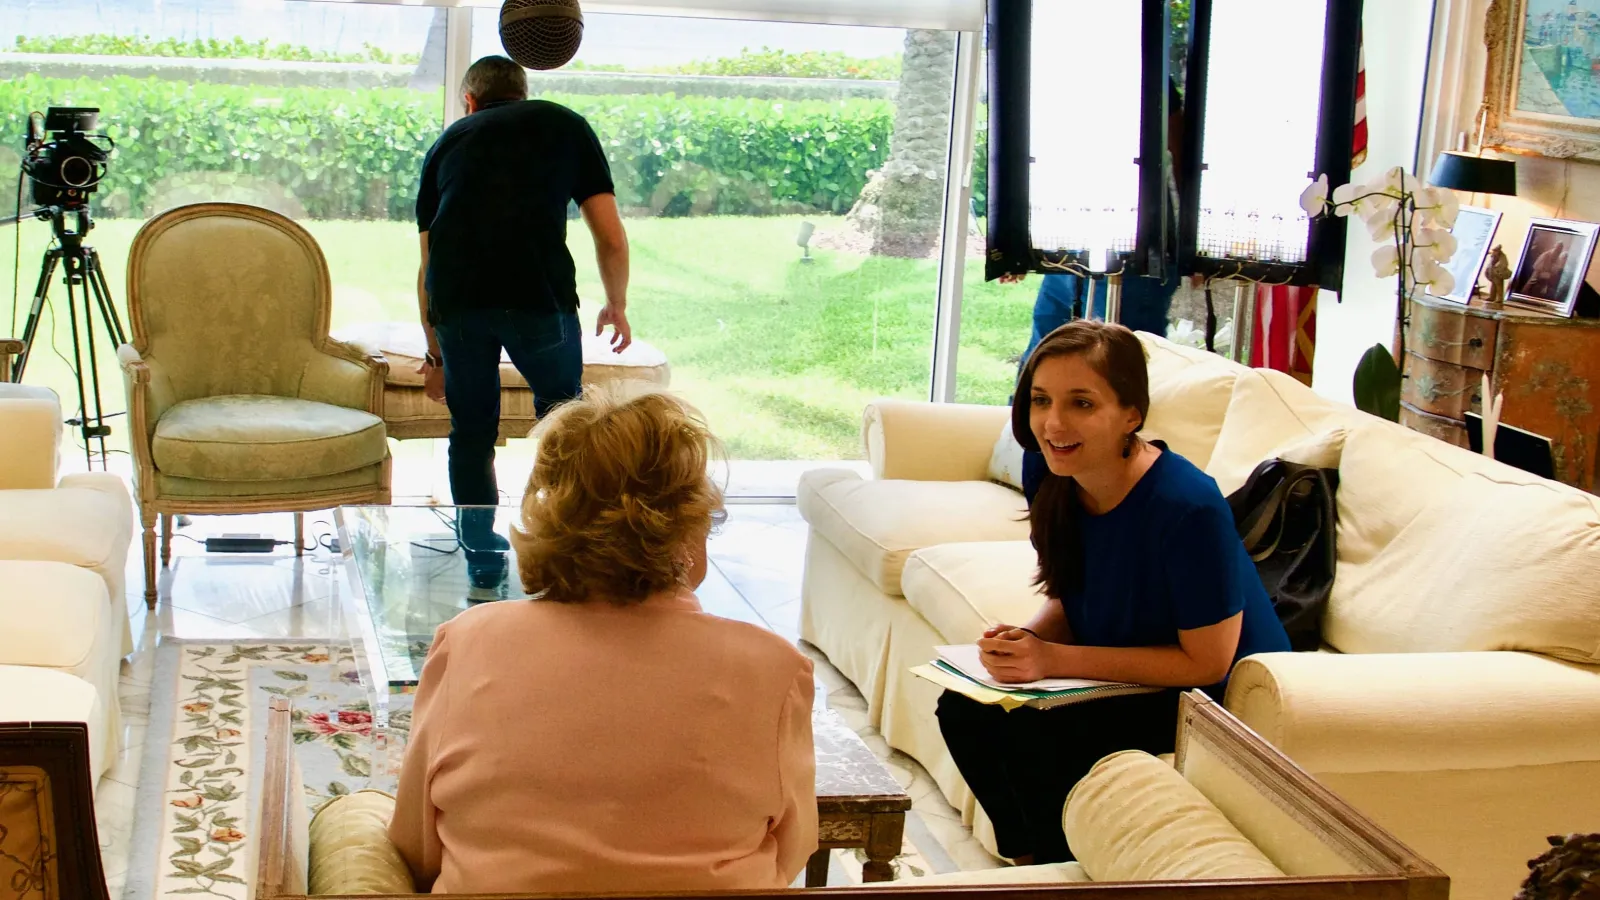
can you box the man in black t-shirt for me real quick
[416,55,630,583]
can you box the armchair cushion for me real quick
[798,469,1029,596]
[152,395,386,482]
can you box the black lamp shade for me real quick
[1429,151,1518,197]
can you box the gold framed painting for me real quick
[1485,0,1600,159]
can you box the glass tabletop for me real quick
[335,504,527,696]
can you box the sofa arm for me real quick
[863,400,1011,482]
[1225,651,1600,774]
[0,391,61,490]
[300,340,387,416]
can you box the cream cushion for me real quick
[1064,750,1285,882]
[901,542,1044,643]
[1325,461,1600,663]
[899,863,1091,885]
[0,393,60,490]
[798,469,1029,596]
[0,561,122,777]
[1139,334,1243,471]
[152,395,387,482]
[0,483,134,627]
[0,665,105,778]
[308,790,415,894]
[1210,427,1349,498]
[1203,368,1363,495]
[0,561,108,670]
[987,422,1026,492]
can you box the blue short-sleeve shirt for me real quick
[1057,449,1291,697]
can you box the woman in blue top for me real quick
[937,321,1290,865]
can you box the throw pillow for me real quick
[308,790,416,894]
[1064,750,1285,882]
[987,421,1026,492]
[1210,426,1348,498]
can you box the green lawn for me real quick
[0,215,1032,460]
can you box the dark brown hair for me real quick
[512,387,725,604]
[1012,320,1150,600]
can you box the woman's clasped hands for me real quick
[976,624,1057,684]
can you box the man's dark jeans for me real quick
[434,307,582,554]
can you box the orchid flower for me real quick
[1299,174,1330,218]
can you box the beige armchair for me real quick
[119,202,392,607]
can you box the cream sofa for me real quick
[797,334,1600,900]
[0,385,135,777]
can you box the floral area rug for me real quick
[125,641,946,898]
[126,641,409,899]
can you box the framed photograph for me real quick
[1484,0,1600,160]
[1433,205,1503,304]
[1506,217,1600,316]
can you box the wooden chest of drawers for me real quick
[1401,293,1600,493]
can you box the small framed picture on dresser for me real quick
[1507,217,1600,317]
[1435,206,1502,305]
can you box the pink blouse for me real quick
[388,592,817,893]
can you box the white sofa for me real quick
[797,334,1600,900]
[0,385,135,777]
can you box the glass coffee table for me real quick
[334,504,526,763]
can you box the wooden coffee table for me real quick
[811,706,913,886]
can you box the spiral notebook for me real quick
[912,644,1159,711]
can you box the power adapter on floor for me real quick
[205,534,279,554]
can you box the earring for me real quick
[1122,432,1136,459]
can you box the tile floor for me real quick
[91,460,1000,894]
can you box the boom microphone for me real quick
[499,0,584,71]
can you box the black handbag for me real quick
[1224,459,1340,652]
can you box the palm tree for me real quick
[852,29,957,258]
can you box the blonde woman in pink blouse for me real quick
[388,390,817,893]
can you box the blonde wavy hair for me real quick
[512,387,725,604]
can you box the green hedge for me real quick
[0,74,988,220]
[13,34,421,64]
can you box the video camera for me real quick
[22,107,114,209]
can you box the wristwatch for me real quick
[424,351,442,367]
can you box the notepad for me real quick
[915,644,1161,710]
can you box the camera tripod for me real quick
[9,205,128,469]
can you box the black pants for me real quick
[434,307,583,542]
[936,689,1181,862]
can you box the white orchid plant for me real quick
[1298,167,1462,419]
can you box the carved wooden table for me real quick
[810,706,912,886]
[1402,293,1600,492]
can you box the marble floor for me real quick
[91,459,999,894]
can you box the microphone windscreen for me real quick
[500,0,584,71]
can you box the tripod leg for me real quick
[85,247,128,347]
[161,513,172,567]
[141,508,159,609]
[294,512,305,557]
[14,250,61,383]
[63,267,95,470]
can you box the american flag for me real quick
[1351,29,1367,168]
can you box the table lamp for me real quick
[1429,151,1518,198]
